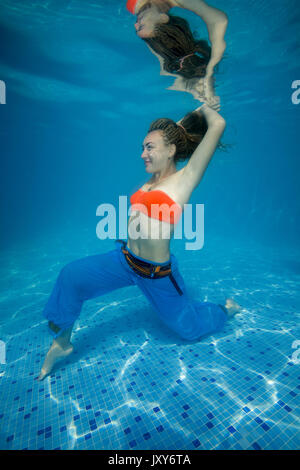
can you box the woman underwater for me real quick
[127,0,228,103]
[38,103,240,381]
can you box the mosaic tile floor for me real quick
[0,237,299,450]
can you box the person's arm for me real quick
[168,0,228,77]
[180,103,225,191]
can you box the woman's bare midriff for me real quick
[127,211,175,263]
[127,236,172,263]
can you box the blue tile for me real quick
[252,442,261,450]
[192,439,201,448]
[129,440,137,448]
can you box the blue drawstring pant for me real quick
[43,240,227,341]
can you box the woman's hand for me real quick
[204,98,220,113]
[192,76,220,108]
[202,75,220,107]
[197,102,224,126]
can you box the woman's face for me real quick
[134,6,168,38]
[141,131,175,173]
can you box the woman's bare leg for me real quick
[38,324,74,381]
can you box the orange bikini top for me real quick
[130,188,182,224]
[126,0,138,14]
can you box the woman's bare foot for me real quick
[38,342,74,381]
[224,298,241,318]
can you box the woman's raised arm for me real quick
[168,0,228,77]
[180,103,225,191]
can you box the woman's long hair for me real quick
[148,110,208,163]
[144,15,211,79]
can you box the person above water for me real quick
[38,102,240,381]
[127,0,228,104]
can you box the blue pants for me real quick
[43,240,227,341]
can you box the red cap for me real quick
[126,0,138,15]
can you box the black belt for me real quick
[116,240,183,295]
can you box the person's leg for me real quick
[38,245,134,380]
[38,326,74,381]
[135,254,240,341]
